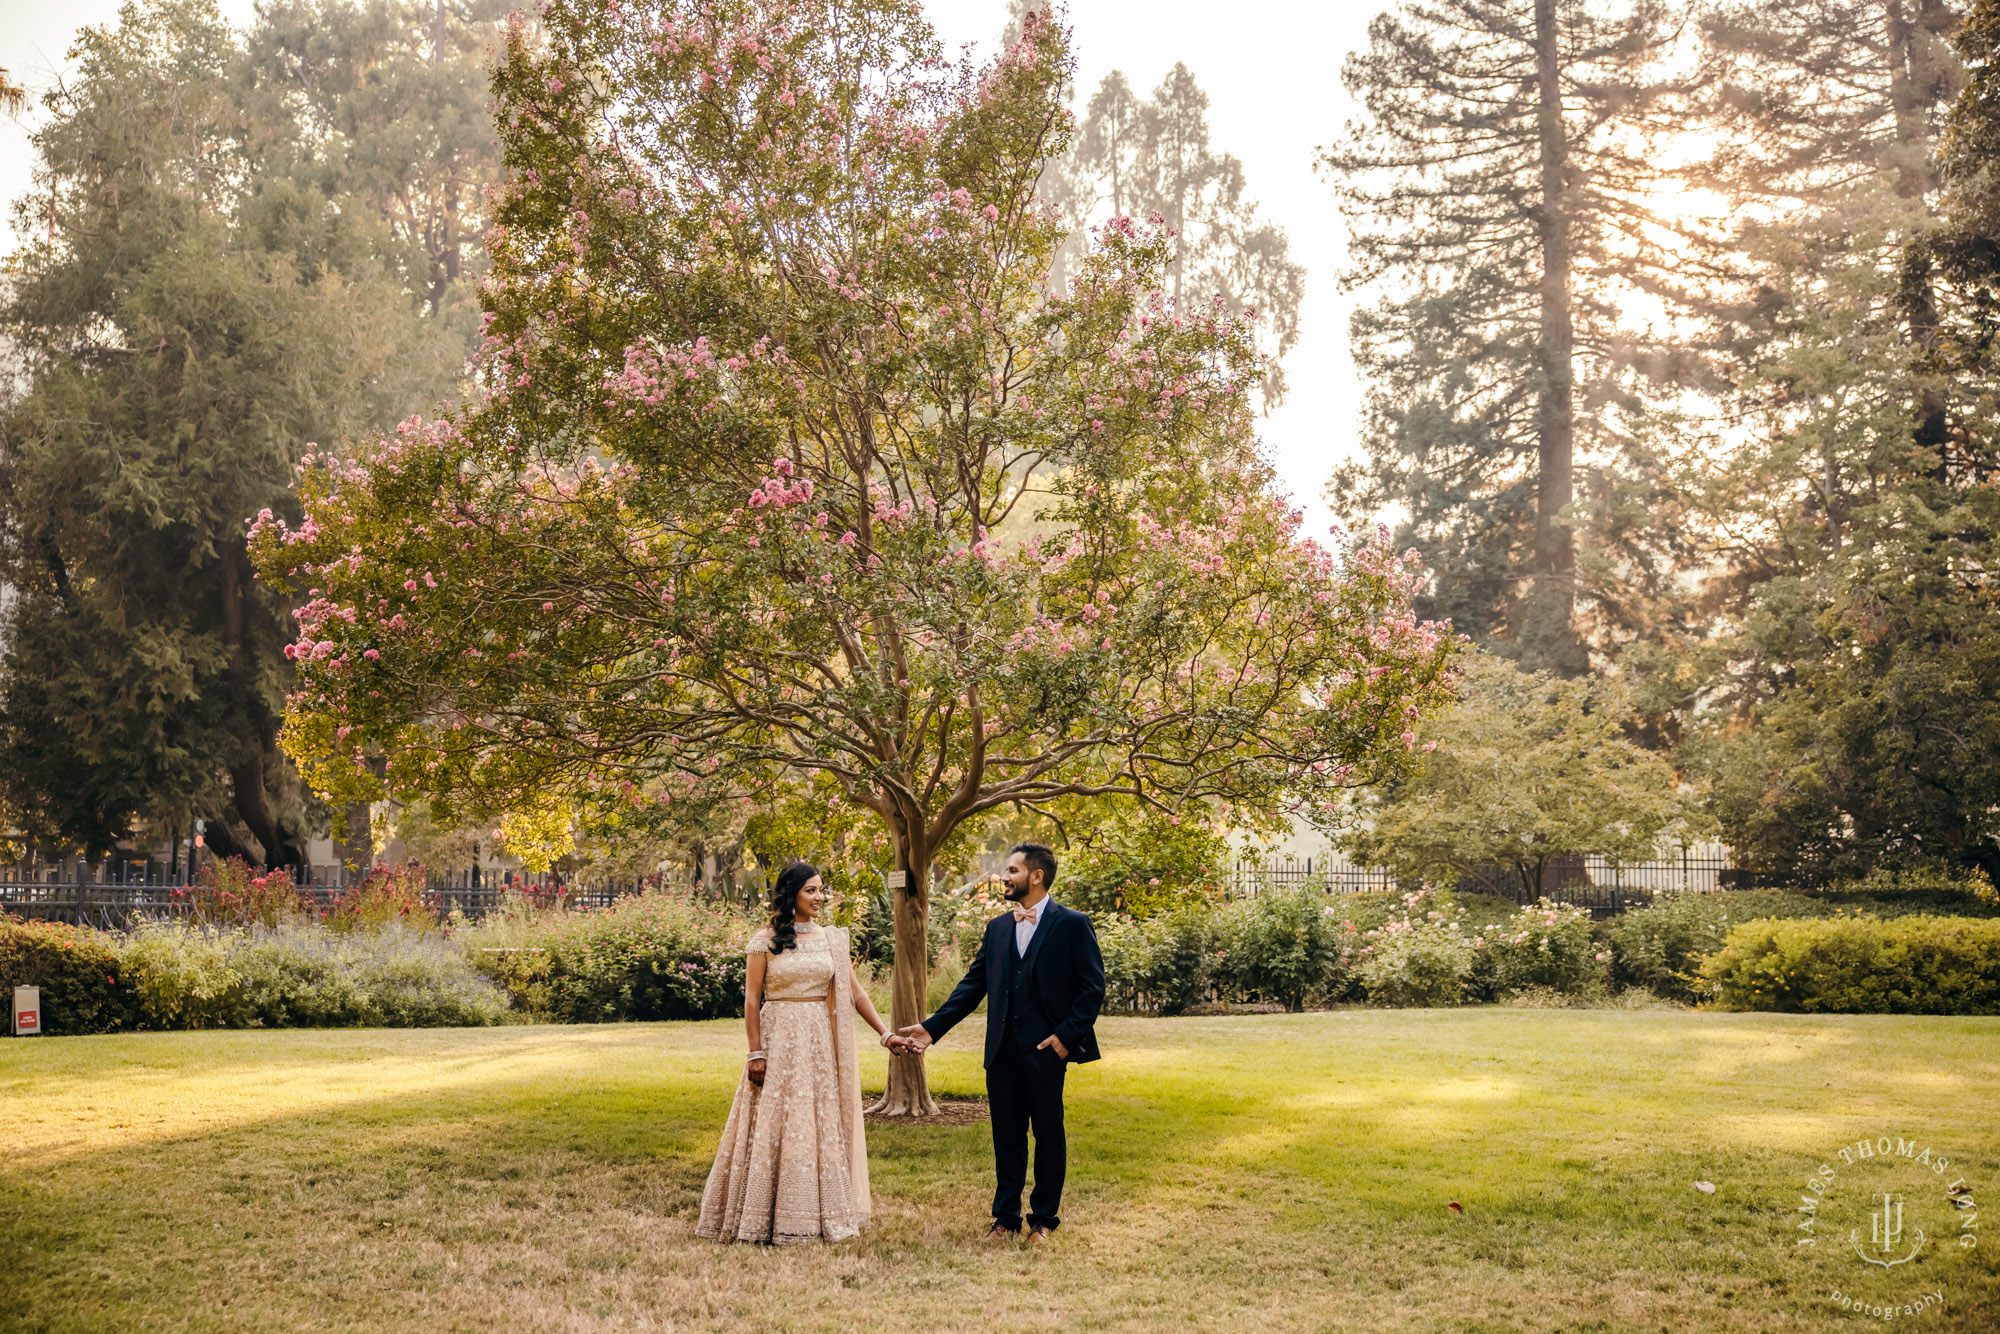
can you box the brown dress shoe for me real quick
[984,1221,1018,1242]
[1026,1225,1054,1244]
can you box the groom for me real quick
[899,842,1104,1243]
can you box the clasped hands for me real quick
[883,1026,1066,1060]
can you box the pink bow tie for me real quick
[1013,906,1037,923]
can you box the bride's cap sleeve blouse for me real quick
[745,928,773,954]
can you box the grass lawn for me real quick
[3,1011,1998,1333]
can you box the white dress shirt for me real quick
[1014,895,1047,957]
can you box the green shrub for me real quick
[454,892,562,1016]
[461,892,750,1022]
[121,923,253,1029]
[237,924,507,1027]
[1701,916,2000,1014]
[0,916,133,1035]
[1482,900,1604,998]
[1810,866,2000,920]
[1099,907,1214,1015]
[1602,891,1835,1002]
[121,920,507,1029]
[1220,887,1347,1011]
[1353,892,1475,1007]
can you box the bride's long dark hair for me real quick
[767,861,820,956]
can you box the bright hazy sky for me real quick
[0,1,1378,533]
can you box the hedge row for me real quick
[1700,917,2000,1014]
[8,884,1997,1033]
[1,915,507,1033]
[1095,884,2000,1014]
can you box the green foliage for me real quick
[1098,907,1216,1016]
[117,925,249,1029]
[1324,0,1684,670]
[1350,891,1476,1008]
[1702,916,2000,1014]
[1667,7,1997,887]
[120,919,506,1029]
[460,893,750,1023]
[1480,900,1605,999]
[0,917,133,1035]
[1602,892,1837,1003]
[1694,488,2000,886]
[1060,808,1230,918]
[0,0,499,861]
[1341,653,1703,894]
[1217,887,1346,1012]
[1068,64,1304,404]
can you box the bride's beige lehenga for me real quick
[696,924,872,1244]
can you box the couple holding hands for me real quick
[695,843,1106,1246]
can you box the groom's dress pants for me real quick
[988,1033,1066,1231]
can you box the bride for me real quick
[696,861,901,1244]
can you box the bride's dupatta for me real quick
[824,926,872,1221]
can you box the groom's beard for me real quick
[1003,882,1029,902]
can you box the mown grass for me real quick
[2,1011,1997,1332]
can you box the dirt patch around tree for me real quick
[864,1095,989,1125]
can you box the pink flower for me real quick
[403,580,418,592]
[543,602,555,612]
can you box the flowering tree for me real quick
[249,0,1458,1113]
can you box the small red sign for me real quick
[17,1010,36,1030]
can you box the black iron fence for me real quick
[0,864,657,929]
[1231,849,1740,918]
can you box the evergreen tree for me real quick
[0,0,497,865]
[1686,0,2000,883]
[1678,0,1967,601]
[1325,0,1689,676]
[1072,63,1305,403]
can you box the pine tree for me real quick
[1325,0,1688,675]
[1684,0,1967,585]
[1071,63,1305,404]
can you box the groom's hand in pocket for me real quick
[1036,1035,1069,1060]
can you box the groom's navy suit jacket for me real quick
[922,900,1105,1068]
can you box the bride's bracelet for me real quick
[745,1050,766,1063]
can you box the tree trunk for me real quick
[870,830,939,1117]
[335,801,372,883]
[230,747,303,871]
[1886,2,1953,465]
[1528,0,1585,678]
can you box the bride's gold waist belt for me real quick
[763,995,829,1003]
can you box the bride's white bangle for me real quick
[746,1050,766,1062]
